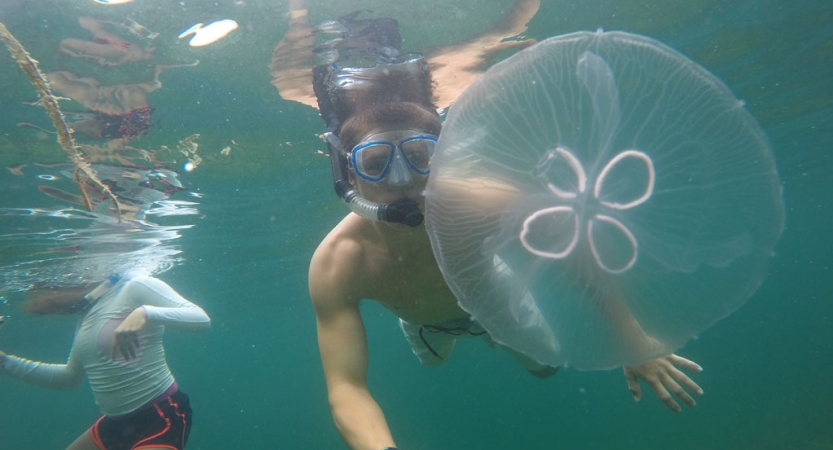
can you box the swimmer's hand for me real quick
[111,307,147,360]
[623,354,703,413]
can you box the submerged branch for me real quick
[0,21,122,221]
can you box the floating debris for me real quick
[177,134,202,170]
[220,146,231,156]
[179,20,238,47]
[6,163,26,175]
[93,0,133,4]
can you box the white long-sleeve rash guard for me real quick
[1,276,210,416]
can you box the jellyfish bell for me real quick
[425,30,785,370]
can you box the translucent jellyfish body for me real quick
[425,31,785,370]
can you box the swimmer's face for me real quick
[347,124,433,207]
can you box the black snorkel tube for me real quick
[324,132,424,227]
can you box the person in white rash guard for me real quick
[0,274,210,450]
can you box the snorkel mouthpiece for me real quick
[383,199,424,227]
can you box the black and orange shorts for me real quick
[90,390,192,450]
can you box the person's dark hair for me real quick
[22,284,98,315]
[338,102,442,154]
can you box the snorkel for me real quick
[67,273,123,314]
[311,11,437,227]
[324,131,424,227]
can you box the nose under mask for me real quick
[386,151,413,186]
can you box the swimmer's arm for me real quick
[0,347,85,390]
[584,278,705,412]
[310,243,397,450]
[126,277,211,333]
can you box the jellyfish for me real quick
[424,30,785,370]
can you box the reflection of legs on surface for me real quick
[48,62,197,117]
[122,62,202,103]
[101,18,160,41]
[137,61,200,93]
[60,17,155,67]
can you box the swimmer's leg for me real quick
[500,344,559,379]
[65,428,98,450]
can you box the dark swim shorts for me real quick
[90,390,192,450]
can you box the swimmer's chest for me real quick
[368,251,465,324]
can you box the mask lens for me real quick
[401,136,436,174]
[354,143,394,179]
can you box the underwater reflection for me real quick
[0,164,198,296]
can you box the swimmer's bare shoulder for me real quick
[309,214,372,311]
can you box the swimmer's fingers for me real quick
[645,375,681,412]
[667,357,704,407]
[623,354,704,413]
[624,368,643,403]
[111,331,139,360]
[668,354,703,373]
[110,307,147,360]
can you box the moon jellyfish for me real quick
[425,30,785,370]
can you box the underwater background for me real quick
[0,0,831,449]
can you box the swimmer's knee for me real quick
[418,356,447,368]
[527,365,559,379]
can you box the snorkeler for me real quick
[0,273,209,450]
[59,17,156,67]
[275,3,705,450]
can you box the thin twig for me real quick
[0,21,122,221]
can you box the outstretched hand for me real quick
[111,307,147,361]
[623,354,703,413]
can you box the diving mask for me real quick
[350,130,437,184]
